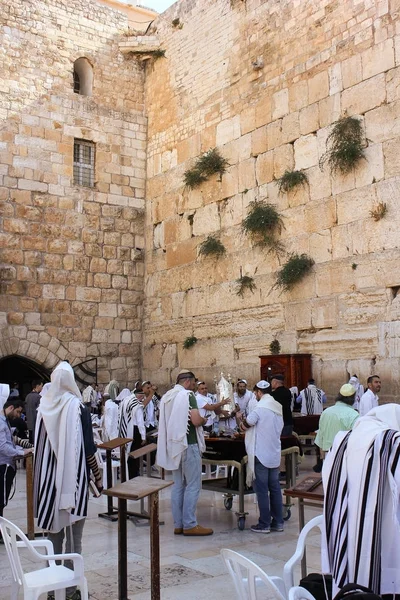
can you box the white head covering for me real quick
[115,388,131,402]
[40,382,51,396]
[0,383,10,412]
[39,361,81,455]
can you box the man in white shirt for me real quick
[359,375,381,417]
[195,382,225,432]
[220,379,256,430]
[239,380,284,534]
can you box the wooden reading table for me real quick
[97,437,132,521]
[285,474,324,578]
[16,452,35,540]
[128,442,158,524]
[104,477,173,600]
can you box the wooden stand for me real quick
[16,453,36,540]
[127,443,158,525]
[104,477,173,600]
[97,437,132,521]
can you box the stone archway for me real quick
[0,355,50,399]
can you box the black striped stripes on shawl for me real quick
[325,428,400,594]
[119,395,140,439]
[304,386,323,415]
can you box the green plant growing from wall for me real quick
[198,235,226,258]
[236,275,256,297]
[152,49,166,59]
[320,116,366,174]
[276,170,308,193]
[370,202,387,221]
[275,253,314,292]
[269,339,281,354]
[242,200,284,251]
[183,148,229,189]
[183,336,198,349]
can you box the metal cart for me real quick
[202,437,300,530]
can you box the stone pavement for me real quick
[0,454,322,599]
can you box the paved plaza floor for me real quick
[0,454,322,599]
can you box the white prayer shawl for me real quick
[105,380,119,401]
[300,385,323,415]
[245,394,282,487]
[349,376,364,411]
[104,399,119,441]
[82,385,95,405]
[322,404,400,596]
[115,388,131,403]
[156,384,205,471]
[143,397,156,428]
[0,383,10,412]
[34,362,87,532]
[40,382,51,397]
[118,394,145,440]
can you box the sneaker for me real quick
[250,524,270,533]
[183,525,213,536]
[270,522,284,532]
[174,527,183,535]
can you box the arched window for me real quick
[73,57,93,96]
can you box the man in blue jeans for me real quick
[156,369,213,536]
[239,380,284,533]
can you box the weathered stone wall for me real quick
[0,0,149,384]
[143,0,400,399]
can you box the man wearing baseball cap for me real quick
[156,369,213,536]
[313,383,359,472]
[239,380,284,534]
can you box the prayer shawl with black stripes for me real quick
[118,393,144,440]
[300,384,323,415]
[33,362,88,533]
[321,404,400,597]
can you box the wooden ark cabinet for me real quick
[259,354,312,391]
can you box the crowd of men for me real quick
[0,365,395,598]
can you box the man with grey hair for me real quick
[156,369,213,536]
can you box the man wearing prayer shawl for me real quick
[118,387,146,479]
[33,362,102,600]
[322,404,400,597]
[298,379,326,415]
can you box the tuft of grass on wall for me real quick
[275,253,314,292]
[198,235,226,258]
[276,170,308,194]
[320,116,365,174]
[183,336,198,349]
[236,275,256,298]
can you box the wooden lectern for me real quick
[97,437,132,521]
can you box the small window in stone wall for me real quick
[73,139,95,187]
[73,57,93,96]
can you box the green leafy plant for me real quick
[183,336,198,349]
[276,170,308,193]
[242,200,283,250]
[352,263,358,270]
[236,275,256,297]
[275,253,314,291]
[198,235,226,258]
[152,49,166,59]
[320,116,366,174]
[370,201,387,221]
[269,339,281,354]
[183,148,229,189]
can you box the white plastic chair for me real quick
[221,548,286,600]
[283,515,324,594]
[289,586,317,600]
[0,516,88,600]
[96,448,120,488]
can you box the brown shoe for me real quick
[183,525,213,536]
[174,528,183,535]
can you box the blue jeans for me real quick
[254,459,283,528]
[171,444,202,530]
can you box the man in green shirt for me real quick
[314,383,359,472]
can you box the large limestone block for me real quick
[294,134,318,170]
[386,66,400,103]
[192,203,220,236]
[308,71,329,104]
[289,80,308,112]
[281,111,300,144]
[255,95,272,128]
[221,165,239,198]
[166,238,197,268]
[240,106,256,136]
[336,186,375,225]
[355,143,384,187]
[316,262,355,297]
[251,126,268,157]
[309,229,332,264]
[284,301,312,331]
[219,195,244,229]
[255,151,274,185]
[365,100,400,143]
[177,134,201,164]
[383,138,400,178]
[329,63,343,96]
[319,93,341,128]
[272,88,289,120]
[299,104,319,136]
[216,116,241,146]
[267,120,283,151]
[238,157,256,192]
[342,74,386,116]
[307,165,332,200]
[274,144,294,178]
[312,297,338,329]
[305,197,336,233]
[361,39,394,80]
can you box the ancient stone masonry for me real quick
[143,0,400,398]
[0,0,152,384]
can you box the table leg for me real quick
[299,498,307,579]
[120,445,127,483]
[26,453,34,540]
[150,492,160,600]
[118,497,128,600]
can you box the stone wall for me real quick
[0,0,149,384]
[143,0,400,399]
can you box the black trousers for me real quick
[0,464,16,517]
[127,426,142,479]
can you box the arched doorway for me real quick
[0,355,50,400]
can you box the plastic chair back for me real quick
[283,515,324,593]
[221,548,286,600]
[0,517,38,587]
[289,586,317,600]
